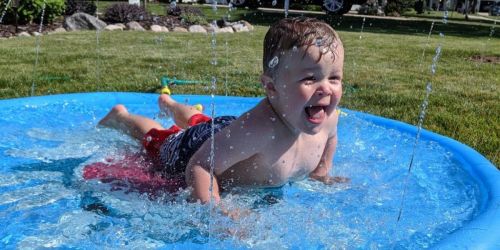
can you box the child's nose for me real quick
[315,83,332,96]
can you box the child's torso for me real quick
[219,131,329,189]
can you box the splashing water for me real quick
[170,0,177,8]
[488,20,496,41]
[284,0,290,18]
[359,17,366,39]
[417,21,435,73]
[397,44,442,222]
[0,94,483,249]
[211,1,217,11]
[0,0,12,24]
[208,20,218,245]
[30,0,46,96]
[268,56,279,69]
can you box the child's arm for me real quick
[309,135,348,184]
[185,116,265,204]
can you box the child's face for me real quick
[266,44,344,134]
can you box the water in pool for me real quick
[0,94,480,249]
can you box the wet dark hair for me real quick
[263,17,342,76]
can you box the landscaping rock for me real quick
[216,27,234,33]
[126,21,145,31]
[17,32,31,37]
[231,23,249,32]
[240,20,254,31]
[188,25,207,34]
[115,23,126,29]
[172,27,188,33]
[64,12,107,31]
[150,25,169,33]
[204,23,218,33]
[48,27,67,35]
[105,24,124,31]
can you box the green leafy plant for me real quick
[2,0,65,24]
[181,12,207,26]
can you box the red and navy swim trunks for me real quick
[142,114,236,175]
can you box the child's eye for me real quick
[301,76,316,84]
[329,76,342,84]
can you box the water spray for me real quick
[30,0,46,96]
[396,1,448,223]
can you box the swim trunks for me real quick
[142,114,237,176]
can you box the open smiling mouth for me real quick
[305,105,326,124]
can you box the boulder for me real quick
[231,23,249,32]
[204,23,218,33]
[105,24,124,31]
[151,25,169,33]
[216,27,234,33]
[240,20,254,31]
[48,27,67,34]
[64,12,107,31]
[188,25,207,34]
[114,23,126,29]
[126,21,145,31]
[17,32,31,37]
[172,27,188,33]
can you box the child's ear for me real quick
[260,74,276,93]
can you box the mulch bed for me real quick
[1,15,195,38]
[469,55,500,64]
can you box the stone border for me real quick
[3,12,254,38]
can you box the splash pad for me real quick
[0,92,498,249]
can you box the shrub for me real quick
[384,0,416,16]
[65,0,96,16]
[2,0,66,24]
[104,3,149,23]
[181,12,207,25]
[358,0,380,15]
[167,5,204,17]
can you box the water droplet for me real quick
[270,117,276,122]
[292,46,298,52]
[268,56,279,69]
[271,135,275,139]
[246,132,251,136]
[170,0,177,8]
[229,146,234,150]
[315,37,323,47]
[272,0,277,6]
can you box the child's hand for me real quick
[311,174,350,185]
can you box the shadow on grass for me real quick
[234,10,495,38]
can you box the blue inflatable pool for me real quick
[0,92,498,249]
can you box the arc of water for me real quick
[284,0,290,18]
[0,0,12,24]
[397,46,443,223]
[208,17,218,246]
[359,17,366,39]
[30,0,47,96]
[417,21,435,73]
[396,0,449,223]
[95,0,101,87]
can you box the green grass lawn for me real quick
[0,8,498,167]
